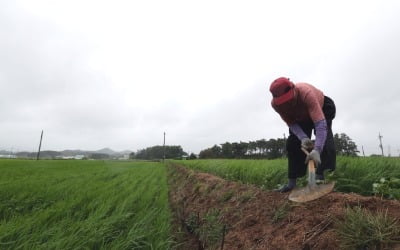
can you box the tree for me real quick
[247,141,257,156]
[221,142,233,158]
[210,145,222,158]
[232,142,248,158]
[333,133,359,156]
[134,145,186,160]
[256,139,268,156]
[199,148,215,159]
[199,145,221,159]
[189,153,197,160]
[265,138,285,159]
[200,137,286,159]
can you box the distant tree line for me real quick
[198,133,359,159]
[10,133,358,161]
[199,138,286,159]
[130,145,187,160]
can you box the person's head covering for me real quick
[269,77,295,106]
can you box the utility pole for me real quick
[37,130,43,160]
[378,132,384,156]
[163,132,166,162]
[361,146,365,157]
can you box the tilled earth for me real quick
[167,164,400,250]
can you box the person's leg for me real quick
[317,96,336,178]
[317,126,336,176]
[287,133,307,179]
[279,122,313,192]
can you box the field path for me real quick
[168,164,400,250]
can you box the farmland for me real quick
[0,160,172,249]
[168,157,400,248]
[172,156,400,198]
[1,157,400,249]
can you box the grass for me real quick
[172,157,400,198]
[237,191,254,203]
[182,209,225,249]
[196,209,225,249]
[336,206,400,249]
[171,158,400,248]
[219,190,234,202]
[272,201,292,223]
[331,157,400,197]
[170,159,287,190]
[0,159,173,250]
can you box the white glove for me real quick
[301,138,314,151]
[305,149,321,165]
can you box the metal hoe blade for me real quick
[289,182,335,202]
[289,148,335,202]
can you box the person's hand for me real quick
[301,138,314,151]
[305,149,321,165]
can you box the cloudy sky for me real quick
[1,0,400,156]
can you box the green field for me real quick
[2,157,400,249]
[0,160,173,250]
[172,156,400,198]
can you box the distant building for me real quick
[61,156,74,159]
[0,154,16,159]
[118,154,130,160]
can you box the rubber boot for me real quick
[316,173,325,184]
[278,178,296,193]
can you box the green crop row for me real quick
[0,160,173,250]
[171,157,400,199]
[171,159,287,190]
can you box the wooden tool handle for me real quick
[301,147,309,156]
[302,147,315,170]
[308,158,315,171]
[301,147,316,185]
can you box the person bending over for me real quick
[269,77,336,192]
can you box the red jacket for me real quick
[272,83,325,125]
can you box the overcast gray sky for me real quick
[1,0,400,156]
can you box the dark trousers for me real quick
[286,96,336,179]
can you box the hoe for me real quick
[288,148,335,202]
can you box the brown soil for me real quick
[167,164,400,250]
